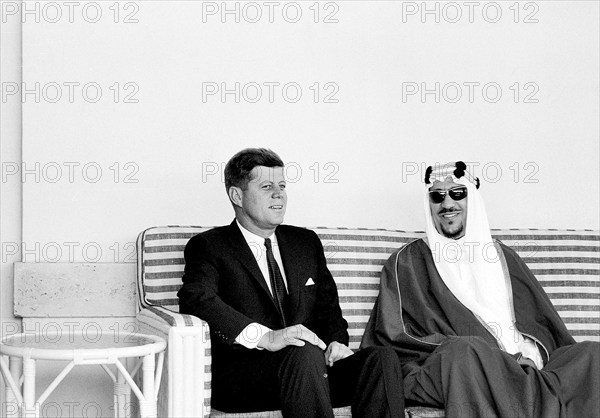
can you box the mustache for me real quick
[438,208,461,215]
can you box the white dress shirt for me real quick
[234,220,288,349]
[236,220,288,293]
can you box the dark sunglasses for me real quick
[428,187,468,204]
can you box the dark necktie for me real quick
[264,238,288,327]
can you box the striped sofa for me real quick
[136,226,599,418]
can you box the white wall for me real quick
[1,0,23,404]
[1,0,599,415]
[15,1,600,258]
[1,5,22,416]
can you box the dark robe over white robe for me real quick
[361,238,600,418]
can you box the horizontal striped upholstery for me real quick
[489,229,600,342]
[137,226,599,347]
[136,226,213,313]
[137,226,598,418]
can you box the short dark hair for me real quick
[224,148,284,191]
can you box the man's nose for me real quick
[441,193,455,208]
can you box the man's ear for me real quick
[228,186,243,207]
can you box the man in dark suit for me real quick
[178,148,404,418]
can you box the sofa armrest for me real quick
[137,306,211,418]
[137,305,208,331]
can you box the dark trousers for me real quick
[212,345,405,418]
[402,337,600,418]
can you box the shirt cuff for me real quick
[234,323,272,349]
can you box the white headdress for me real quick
[424,162,520,353]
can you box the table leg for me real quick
[139,354,156,418]
[21,356,38,418]
[114,366,132,418]
[3,356,21,418]
[124,358,133,417]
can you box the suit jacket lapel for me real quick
[276,228,302,315]
[226,221,273,300]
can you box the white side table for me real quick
[0,331,166,418]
